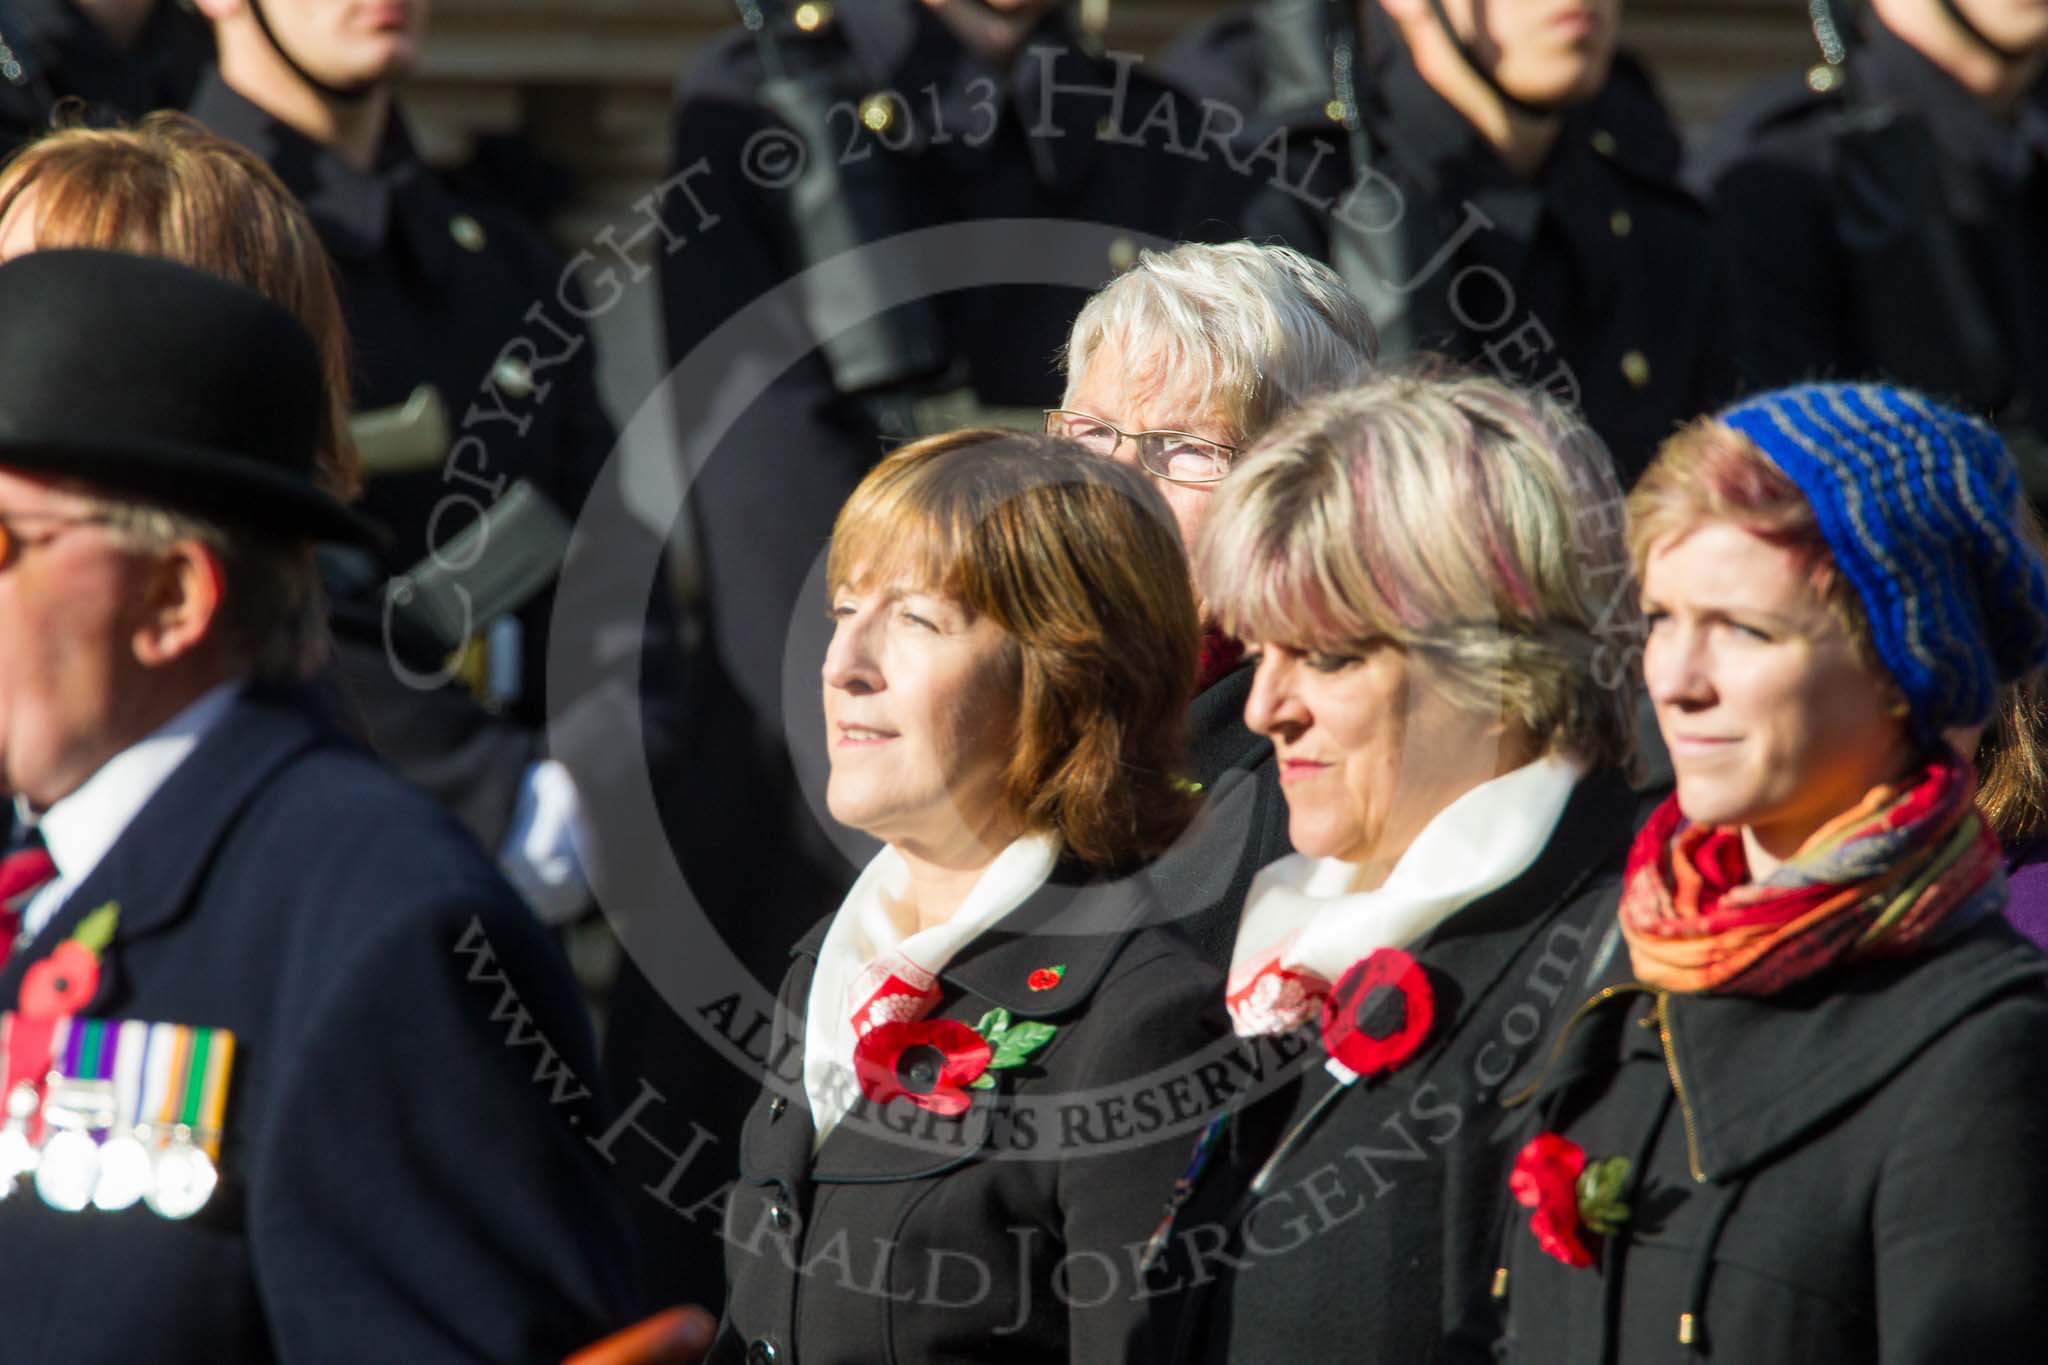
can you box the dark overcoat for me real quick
[1703,19,2048,484]
[1497,908,2048,1364]
[1149,660,1292,969]
[190,72,687,852]
[712,866,1235,1365]
[0,0,211,160]
[1145,770,1639,1365]
[1164,5,1733,482]
[0,686,641,1361]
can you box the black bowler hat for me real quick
[0,248,381,545]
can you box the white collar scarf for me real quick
[803,832,1059,1149]
[1226,753,1585,1037]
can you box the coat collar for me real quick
[4,0,209,116]
[791,859,1159,1019]
[0,687,336,1013]
[190,68,451,272]
[1553,889,2048,1181]
[1299,769,1635,1109]
[1860,16,2048,177]
[763,862,1161,1184]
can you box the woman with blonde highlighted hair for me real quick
[715,429,1229,1364]
[1145,368,1643,1365]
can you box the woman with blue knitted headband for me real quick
[1494,382,2048,1365]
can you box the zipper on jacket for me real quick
[1502,982,1653,1109]
[1654,991,1707,1183]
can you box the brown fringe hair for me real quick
[0,111,359,502]
[827,429,1200,871]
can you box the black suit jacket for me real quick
[0,687,640,1361]
[1150,662,1292,967]
[713,866,1232,1365]
[1146,771,1638,1365]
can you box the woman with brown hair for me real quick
[0,110,358,503]
[713,428,1229,1365]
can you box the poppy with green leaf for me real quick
[965,1007,1058,1090]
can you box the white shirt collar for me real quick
[25,680,245,893]
[802,832,1060,1149]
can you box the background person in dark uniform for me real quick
[618,0,1246,1305]
[0,0,212,159]
[1705,0,2048,491]
[186,0,688,928]
[0,247,640,1362]
[1164,0,1733,483]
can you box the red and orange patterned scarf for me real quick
[1619,755,2003,996]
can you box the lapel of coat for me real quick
[1186,663,1265,790]
[755,868,1158,1186]
[1282,771,1638,1138]
[0,687,333,1016]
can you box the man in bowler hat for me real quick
[0,248,641,1360]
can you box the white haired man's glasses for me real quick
[1043,409,1239,485]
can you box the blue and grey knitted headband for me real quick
[1719,383,2048,741]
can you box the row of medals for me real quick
[0,1076,217,1218]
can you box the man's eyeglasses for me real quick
[1043,409,1240,485]
[0,511,117,566]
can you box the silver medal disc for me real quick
[0,1125,37,1193]
[33,1129,99,1213]
[91,1134,154,1211]
[145,1141,216,1220]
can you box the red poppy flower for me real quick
[1027,967,1064,992]
[1511,1133,1594,1269]
[1319,948,1435,1079]
[853,1019,992,1117]
[20,941,99,1020]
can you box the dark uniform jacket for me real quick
[0,0,210,159]
[1164,3,1733,482]
[0,685,640,1361]
[1497,909,2048,1364]
[1706,20,2048,486]
[713,865,1231,1365]
[191,72,686,852]
[1145,770,1637,1365]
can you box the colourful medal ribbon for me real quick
[177,1028,210,1133]
[109,1020,146,1136]
[153,1025,190,1131]
[197,1031,233,1162]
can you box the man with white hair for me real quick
[1049,239,1377,959]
